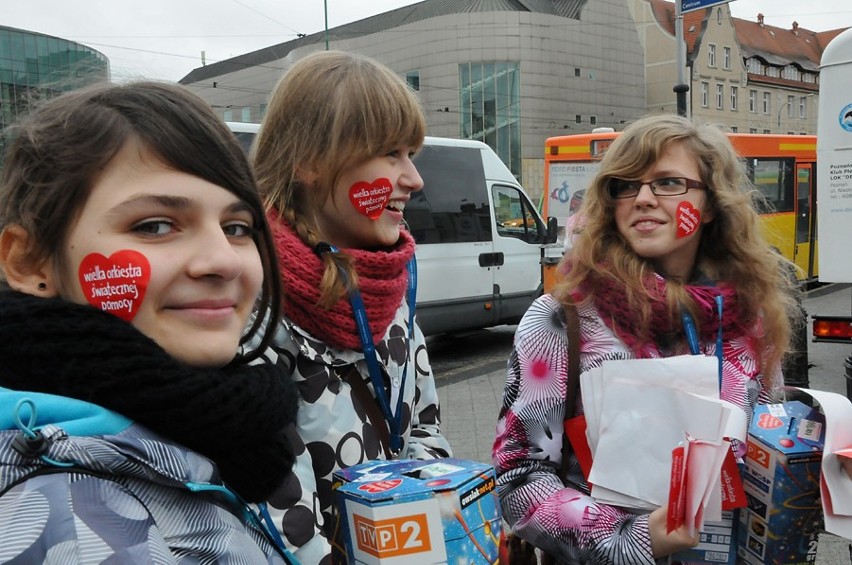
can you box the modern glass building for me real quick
[0,26,109,135]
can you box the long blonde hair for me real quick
[254,50,425,307]
[555,114,797,377]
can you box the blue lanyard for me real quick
[317,243,417,457]
[680,295,725,390]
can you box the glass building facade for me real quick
[459,62,521,179]
[0,26,109,136]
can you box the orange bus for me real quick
[544,130,818,280]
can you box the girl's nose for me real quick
[187,228,243,281]
[400,157,424,193]
[633,182,659,207]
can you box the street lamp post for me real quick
[777,93,815,132]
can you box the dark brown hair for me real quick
[0,81,281,361]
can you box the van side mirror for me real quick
[544,217,558,244]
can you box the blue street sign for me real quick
[681,0,733,13]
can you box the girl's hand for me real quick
[648,505,700,558]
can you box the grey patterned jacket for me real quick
[0,388,288,564]
[261,296,453,564]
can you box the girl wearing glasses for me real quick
[494,114,797,563]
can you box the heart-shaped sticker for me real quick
[757,412,784,429]
[78,250,150,322]
[676,201,701,239]
[349,178,393,220]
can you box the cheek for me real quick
[675,201,702,239]
[347,178,392,220]
[613,203,632,235]
[76,250,151,322]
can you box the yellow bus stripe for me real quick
[779,143,816,151]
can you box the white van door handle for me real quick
[478,252,505,267]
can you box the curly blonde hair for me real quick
[253,50,425,307]
[555,114,798,378]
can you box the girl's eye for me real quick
[223,222,255,238]
[133,220,173,236]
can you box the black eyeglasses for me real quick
[609,177,708,199]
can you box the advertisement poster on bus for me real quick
[547,162,599,227]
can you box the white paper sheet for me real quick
[578,353,752,541]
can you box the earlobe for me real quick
[0,226,58,296]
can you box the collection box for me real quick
[333,458,502,564]
[737,401,825,564]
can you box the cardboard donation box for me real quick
[333,458,502,564]
[738,401,825,564]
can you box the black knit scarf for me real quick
[0,291,297,502]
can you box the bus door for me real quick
[794,163,816,279]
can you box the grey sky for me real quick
[6,0,851,82]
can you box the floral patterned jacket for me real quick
[262,295,452,564]
[493,294,776,564]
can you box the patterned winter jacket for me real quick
[263,295,453,564]
[493,294,777,565]
[0,388,288,564]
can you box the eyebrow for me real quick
[106,193,252,220]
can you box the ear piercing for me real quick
[37,283,47,291]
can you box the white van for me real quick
[224,124,557,335]
[406,137,556,335]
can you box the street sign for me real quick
[681,0,733,14]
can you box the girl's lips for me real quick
[632,218,664,233]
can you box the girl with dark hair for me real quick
[0,81,298,563]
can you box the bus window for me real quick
[746,158,795,213]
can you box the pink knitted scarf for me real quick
[271,218,414,351]
[578,272,751,357]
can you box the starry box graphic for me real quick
[737,401,825,564]
[333,458,501,564]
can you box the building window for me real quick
[723,46,731,70]
[763,129,771,134]
[241,107,251,122]
[701,82,709,107]
[749,90,757,112]
[766,66,779,78]
[782,65,798,80]
[716,84,724,109]
[750,128,758,133]
[575,114,582,123]
[730,86,738,111]
[590,116,597,126]
[708,44,716,67]
[223,109,232,121]
[747,58,762,74]
[787,95,795,118]
[799,96,807,118]
[459,61,521,178]
[762,92,771,114]
[574,67,581,77]
[731,126,738,133]
[406,70,420,91]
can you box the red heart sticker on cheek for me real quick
[78,250,150,322]
[676,201,702,239]
[348,178,393,220]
